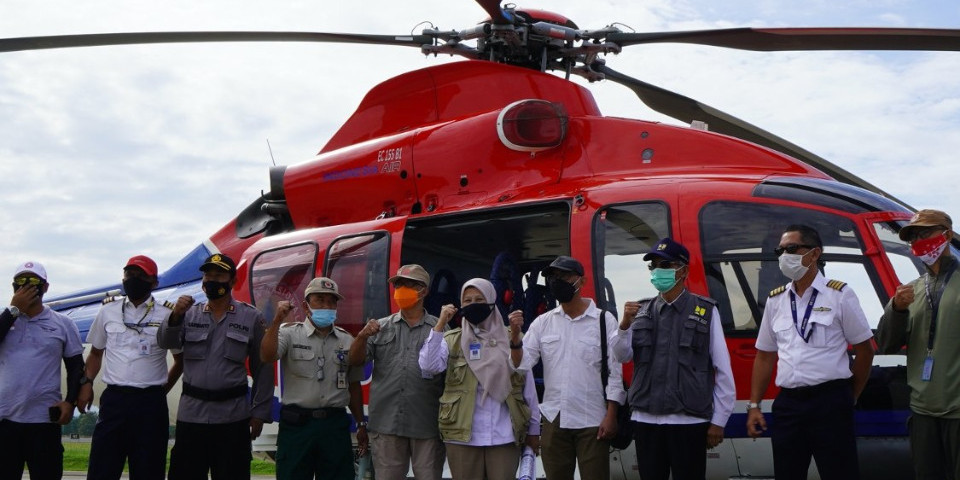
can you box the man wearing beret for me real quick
[158,253,274,480]
[878,209,960,479]
[613,238,735,480]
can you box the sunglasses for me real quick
[774,244,816,257]
[13,277,44,287]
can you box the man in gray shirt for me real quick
[158,253,274,480]
[347,264,446,480]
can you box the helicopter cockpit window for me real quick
[250,243,318,326]
[325,232,391,336]
[593,202,671,318]
[700,201,886,332]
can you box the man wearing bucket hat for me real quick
[347,264,446,480]
[158,253,274,480]
[0,261,84,480]
[878,209,960,479]
[261,277,367,480]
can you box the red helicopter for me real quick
[6,1,959,478]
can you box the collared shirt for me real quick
[0,306,83,423]
[611,292,735,427]
[756,273,874,389]
[517,298,627,429]
[157,299,273,423]
[419,328,541,446]
[87,296,177,387]
[277,321,363,409]
[363,311,445,438]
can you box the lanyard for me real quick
[122,299,154,333]
[924,263,957,351]
[789,289,819,343]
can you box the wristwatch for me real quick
[356,421,368,429]
[79,376,92,386]
[5,306,19,317]
[746,402,761,412]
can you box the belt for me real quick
[283,405,346,419]
[182,382,248,402]
[780,378,850,398]
[106,385,164,394]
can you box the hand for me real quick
[621,301,640,329]
[77,384,94,414]
[274,301,294,324]
[11,285,40,311]
[358,319,380,339]
[53,401,73,425]
[356,426,369,457]
[508,310,524,342]
[746,408,766,438]
[597,412,618,440]
[892,284,915,311]
[173,295,195,316]
[249,417,264,440]
[706,424,724,449]
[438,304,457,329]
[525,434,541,455]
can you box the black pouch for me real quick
[280,407,308,426]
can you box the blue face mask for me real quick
[309,308,336,328]
[650,268,680,293]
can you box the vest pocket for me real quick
[224,330,249,363]
[631,317,655,363]
[446,357,469,386]
[183,329,209,360]
[438,394,462,426]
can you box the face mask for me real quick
[203,280,231,300]
[393,286,421,309]
[548,277,579,303]
[122,277,153,301]
[650,268,680,293]
[461,303,494,325]
[778,251,812,281]
[911,232,949,266]
[309,308,336,328]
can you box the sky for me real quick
[1,0,958,297]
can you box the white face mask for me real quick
[779,251,812,281]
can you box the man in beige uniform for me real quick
[261,277,367,480]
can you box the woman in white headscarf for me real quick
[419,278,540,480]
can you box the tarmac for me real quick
[64,474,274,480]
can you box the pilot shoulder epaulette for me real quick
[769,285,787,297]
[160,300,176,310]
[102,295,120,305]
[826,279,847,291]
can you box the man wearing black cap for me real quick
[612,238,735,480]
[509,255,625,480]
[79,255,183,480]
[878,209,960,479]
[158,253,274,480]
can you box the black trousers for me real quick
[87,385,169,480]
[633,421,709,480]
[168,419,252,480]
[771,379,859,480]
[0,419,62,480]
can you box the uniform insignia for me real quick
[162,300,176,310]
[102,296,119,304]
[769,285,787,297]
[694,305,707,317]
[826,279,847,291]
[812,307,832,312]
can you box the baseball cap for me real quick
[543,256,584,277]
[124,255,158,277]
[643,238,691,265]
[898,209,955,241]
[388,264,430,287]
[199,253,237,275]
[304,277,344,300]
[14,261,47,281]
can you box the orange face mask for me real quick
[393,286,421,309]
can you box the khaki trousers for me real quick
[369,431,445,480]
[445,442,521,480]
[541,414,610,480]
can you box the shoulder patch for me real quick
[102,295,119,305]
[769,285,787,297]
[826,279,847,291]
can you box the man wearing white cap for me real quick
[261,277,367,480]
[0,261,85,480]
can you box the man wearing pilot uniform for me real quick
[746,225,875,480]
[158,253,274,480]
[261,277,367,480]
[78,255,183,480]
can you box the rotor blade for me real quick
[594,63,908,204]
[0,31,434,53]
[607,27,960,51]
[474,0,514,25]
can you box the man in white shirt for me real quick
[509,255,625,480]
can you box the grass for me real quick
[62,440,276,474]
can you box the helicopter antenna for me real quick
[266,139,277,166]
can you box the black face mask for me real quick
[122,277,153,302]
[461,303,494,326]
[203,280,231,300]
[548,277,578,303]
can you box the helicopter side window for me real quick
[325,233,391,337]
[699,201,887,332]
[593,202,671,317]
[250,243,318,326]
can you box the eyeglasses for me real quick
[648,261,680,271]
[13,277,44,287]
[317,356,325,381]
[774,244,816,257]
